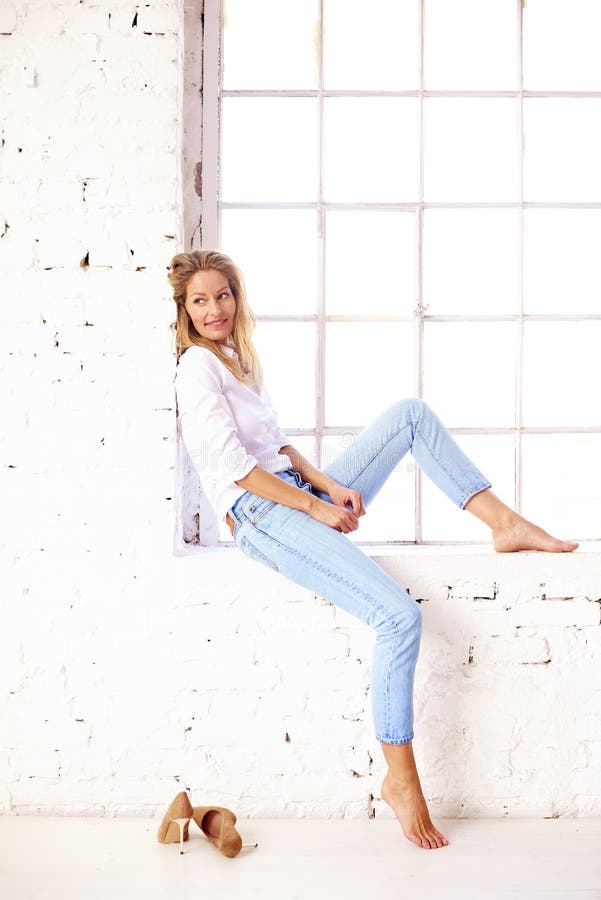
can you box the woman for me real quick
[169,249,578,852]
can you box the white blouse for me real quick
[174,344,293,524]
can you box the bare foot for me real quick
[381,772,449,849]
[492,515,579,553]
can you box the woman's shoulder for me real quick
[175,345,223,373]
[178,345,217,362]
[174,345,227,389]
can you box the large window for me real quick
[198,0,601,546]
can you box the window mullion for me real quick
[516,0,525,515]
[200,0,222,249]
[415,0,426,544]
[316,0,325,472]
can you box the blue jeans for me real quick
[228,397,492,745]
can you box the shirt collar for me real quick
[220,343,238,359]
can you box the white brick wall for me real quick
[2,1,601,820]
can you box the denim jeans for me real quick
[228,397,492,744]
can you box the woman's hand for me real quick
[309,497,359,533]
[327,481,366,518]
[308,482,366,533]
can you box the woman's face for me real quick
[184,268,237,344]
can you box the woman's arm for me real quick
[234,465,316,513]
[277,444,338,496]
[236,459,360,533]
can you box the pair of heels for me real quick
[157,790,258,858]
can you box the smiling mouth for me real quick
[207,319,227,327]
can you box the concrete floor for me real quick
[1,815,600,900]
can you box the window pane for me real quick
[523,210,601,315]
[425,0,517,90]
[423,209,520,315]
[223,0,319,90]
[422,434,514,542]
[290,435,319,467]
[424,99,520,202]
[221,98,318,202]
[321,435,415,543]
[523,99,601,202]
[325,210,415,316]
[221,209,318,316]
[325,323,415,426]
[522,434,601,539]
[522,322,601,428]
[423,322,517,428]
[523,0,601,91]
[253,321,315,430]
[323,0,419,90]
[323,98,419,203]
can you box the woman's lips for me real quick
[207,319,227,327]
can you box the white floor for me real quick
[1,816,600,900]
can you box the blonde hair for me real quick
[167,249,265,389]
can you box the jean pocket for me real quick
[244,497,277,526]
[239,534,279,572]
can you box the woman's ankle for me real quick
[380,740,421,783]
[464,488,518,530]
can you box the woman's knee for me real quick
[374,600,422,639]
[393,396,428,423]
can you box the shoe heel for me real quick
[171,816,191,855]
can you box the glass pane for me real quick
[221,209,318,316]
[522,434,601,540]
[423,322,517,428]
[325,210,416,316]
[424,99,520,202]
[289,435,319,467]
[323,98,419,203]
[523,0,601,91]
[253,321,315,429]
[523,99,601,202]
[223,0,319,90]
[321,435,415,543]
[423,209,520,315]
[221,98,318,202]
[325,322,415,426]
[323,0,419,90]
[522,322,601,427]
[425,0,517,90]
[421,434,515,542]
[523,210,601,315]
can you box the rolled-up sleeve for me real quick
[176,356,259,486]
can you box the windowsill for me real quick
[180,539,601,559]
[361,539,601,558]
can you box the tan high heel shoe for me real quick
[192,805,257,858]
[157,791,194,854]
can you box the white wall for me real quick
[2,0,600,819]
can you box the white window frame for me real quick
[190,0,601,550]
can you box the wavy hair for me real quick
[167,249,264,389]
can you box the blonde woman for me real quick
[169,249,578,852]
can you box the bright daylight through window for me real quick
[199,0,601,545]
